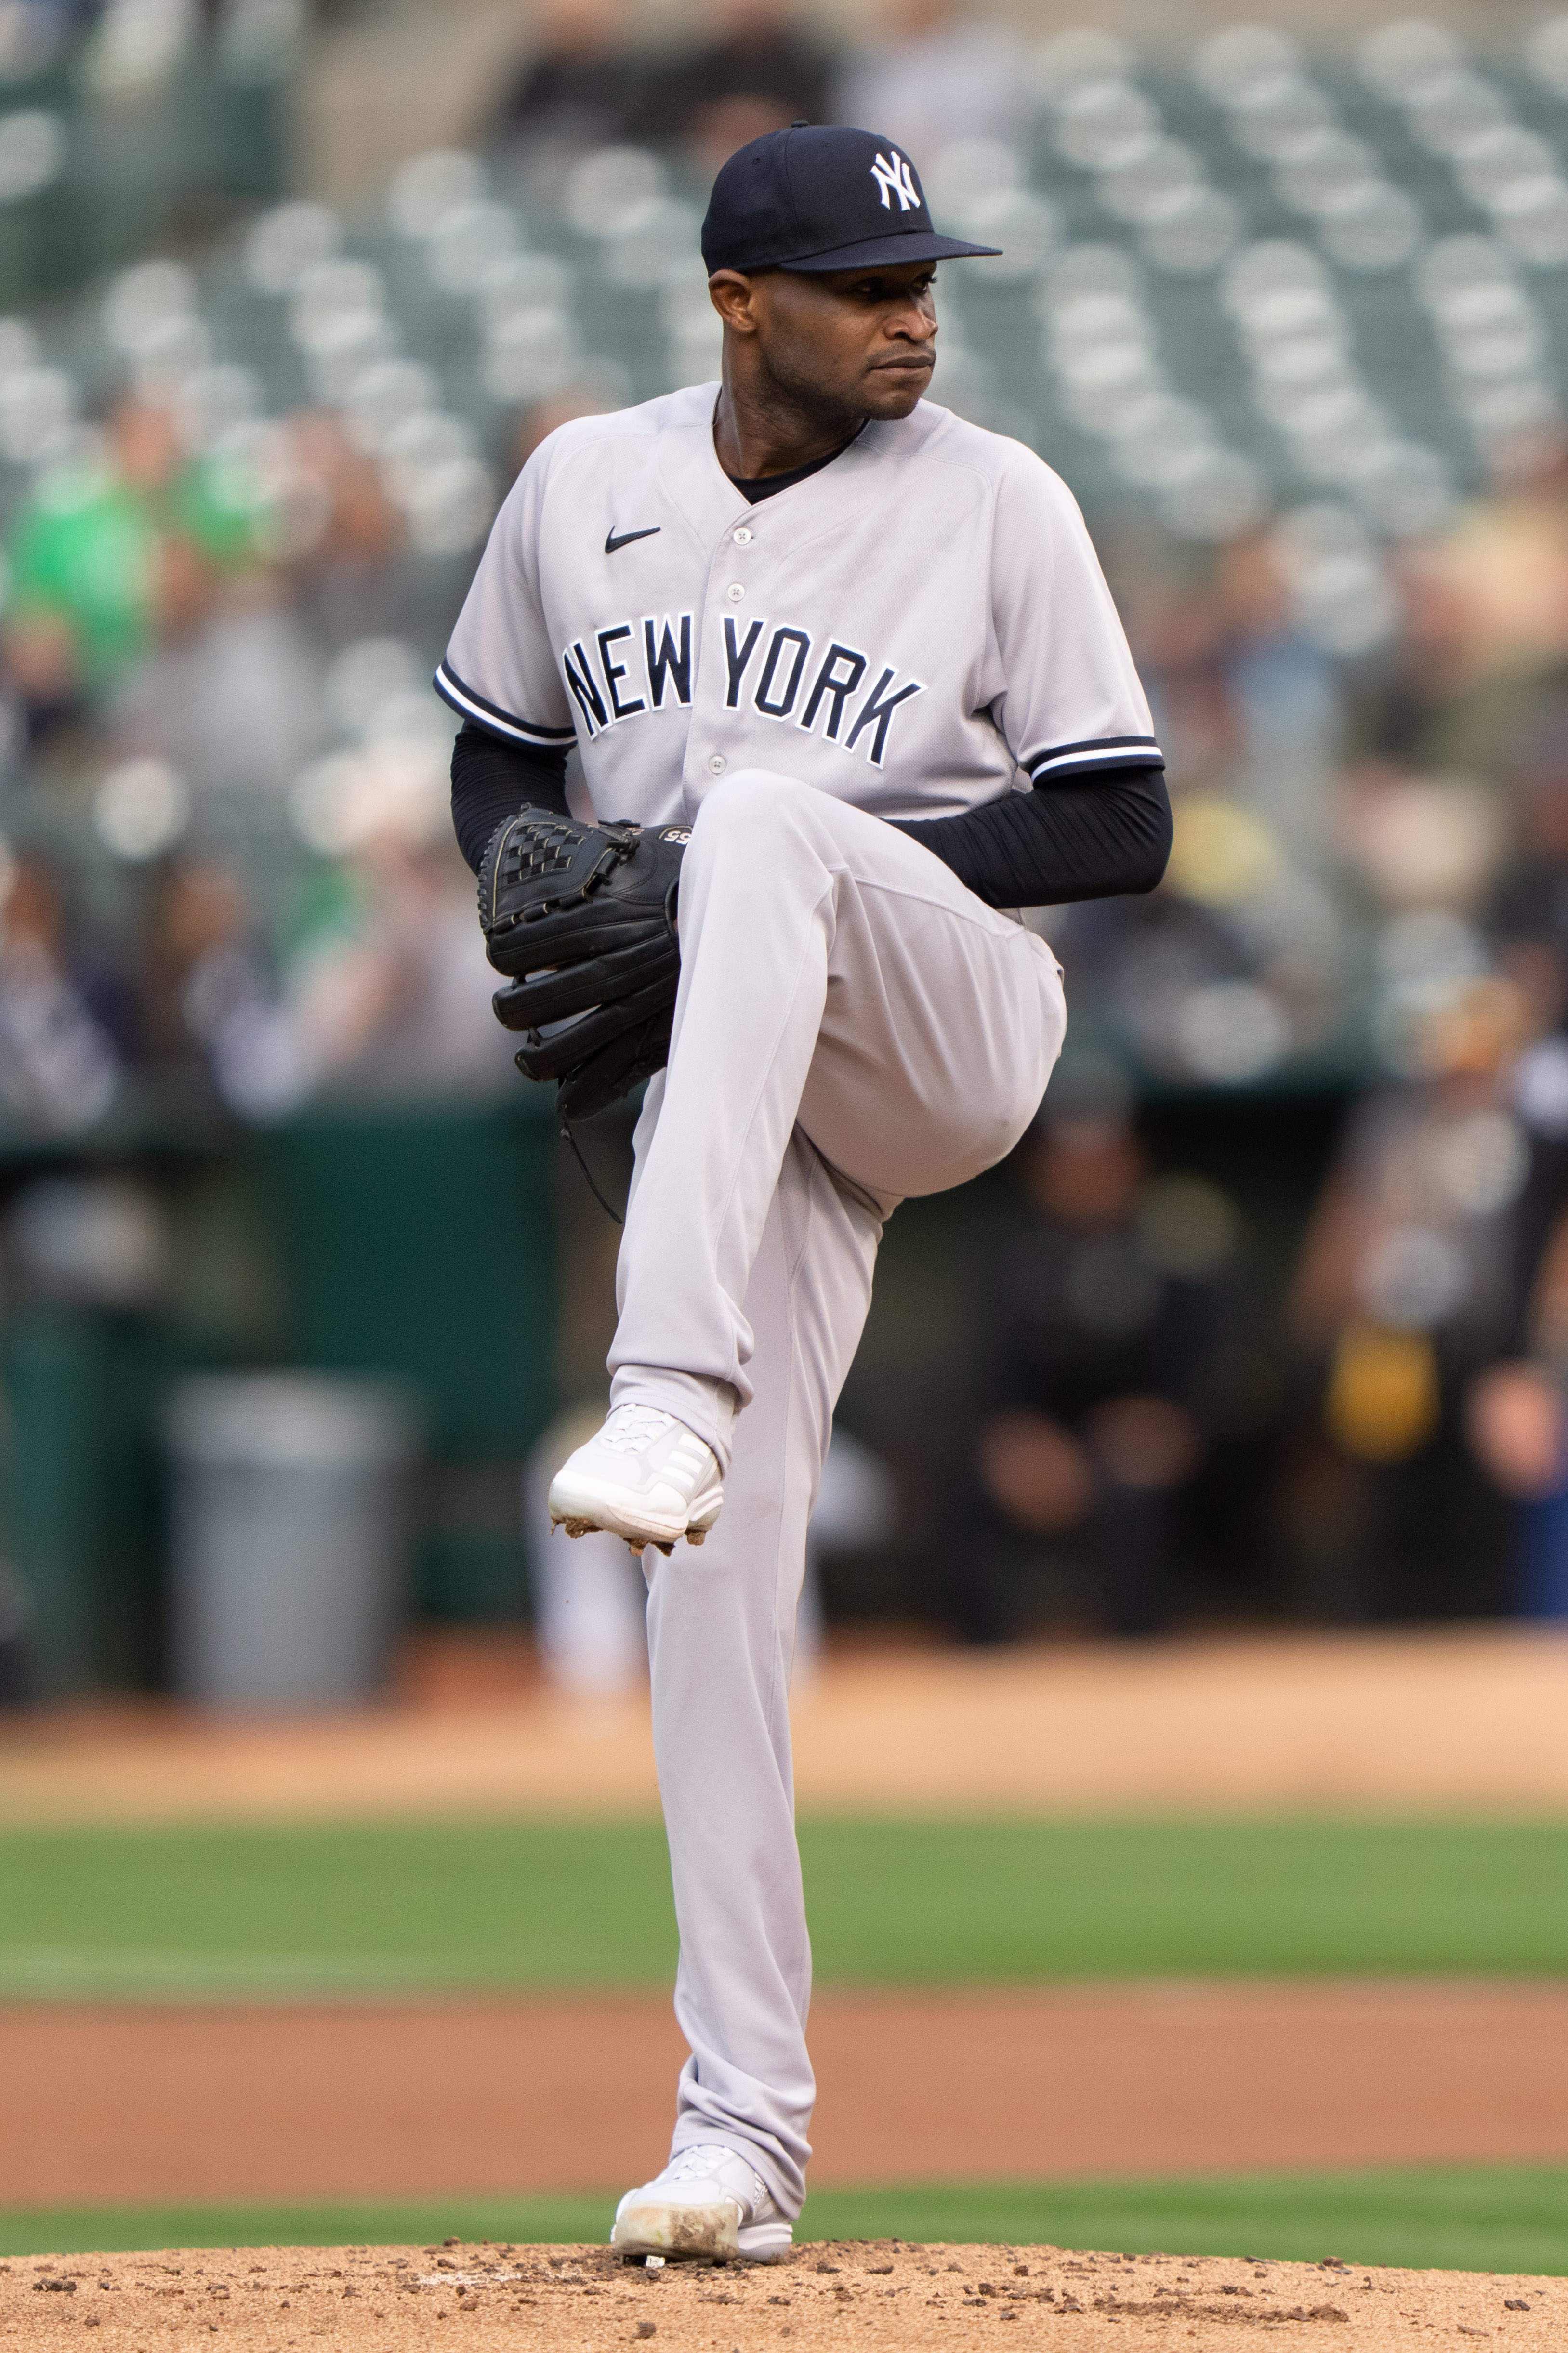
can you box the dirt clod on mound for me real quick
[3,2242,1562,2350]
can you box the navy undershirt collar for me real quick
[724,428,863,504]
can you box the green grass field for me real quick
[8,1817,1565,2277]
[3,1816,1568,1998]
[2,2167,1564,2274]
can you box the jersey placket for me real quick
[685,507,765,809]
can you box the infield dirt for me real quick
[4,1630,1568,1825]
[6,2241,1562,2352]
[9,1982,1568,2207]
[7,1634,1567,2294]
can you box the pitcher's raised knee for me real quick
[683,772,841,896]
[692,769,826,847]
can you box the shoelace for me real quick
[599,1405,677,1455]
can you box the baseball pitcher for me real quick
[438,123,1169,2263]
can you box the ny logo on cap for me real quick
[870,149,920,213]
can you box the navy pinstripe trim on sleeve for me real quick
[1027,733,1163,782]
[434,660,577,749]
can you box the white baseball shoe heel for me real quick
[548,1404,723,1556]
[611,2143,792,2264]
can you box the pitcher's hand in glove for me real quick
[479,807,687,1123]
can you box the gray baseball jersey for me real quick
[436,382,1160,821]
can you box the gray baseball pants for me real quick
[606,769,1066,2217]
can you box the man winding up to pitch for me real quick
[438,122,1170,2262]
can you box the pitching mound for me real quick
[8,2241,1560,2349]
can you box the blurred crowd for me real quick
[942,434,1568,1641]
[5,0,1568,1689]
[494,0,1033,182]
[0,389,517,1136]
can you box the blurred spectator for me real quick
[109,569,327,797]
[1334,761,1510,919]
[2,400,262,739]
[211,770,514,1119]
[0,851,127,1135]
[1063,530,1352,1096]
[1463,1018,1568,1616]
[1468,1354,1568,1617]
[494,0,638,158]
[135,853,267,1097]
[1356,484,1568,781]
[280,411,406,643]
[1288,978,1537,1618]
[836,0,1028,161]
[632,0,833,173]
[1488,697,1568,1034]
[1124,532,1344,812]
[945,1088,1245,1642]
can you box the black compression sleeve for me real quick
[892,769,1172,909]
[450,720,572,873]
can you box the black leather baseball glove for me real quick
[480,808,687,1124]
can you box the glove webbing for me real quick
[481,815,637,943]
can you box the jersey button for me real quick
[706,753,727,775]
[725,582,745,601]
[732,526,753,545]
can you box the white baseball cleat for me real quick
[610,2143,792,2264]
[547,1403,723,1556]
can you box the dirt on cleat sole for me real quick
[556,1518,703,1557]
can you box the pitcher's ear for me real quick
[708,270,759,335]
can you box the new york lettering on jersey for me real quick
[560,615,694,731]
[559,610,925,767]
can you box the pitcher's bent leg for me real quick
[609,771,1063,1464]
[609,777,835,1462]
[641,1130,882,2217]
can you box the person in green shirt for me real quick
[3,397,270,730]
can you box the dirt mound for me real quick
[6,2241,1561,2349]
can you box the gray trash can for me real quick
[164,1374,420,1707]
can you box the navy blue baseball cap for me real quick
[701,123,1002,275]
